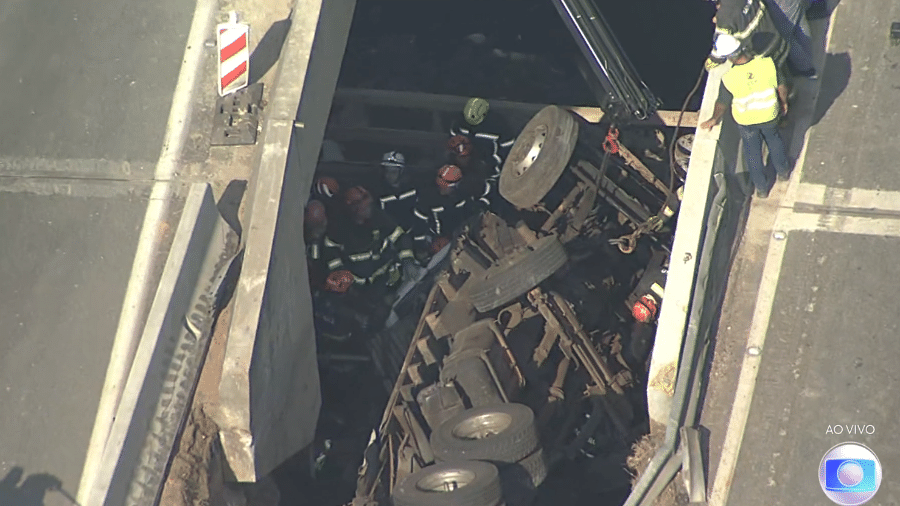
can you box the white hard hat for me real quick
[711,34,741,58]
[381,151,405,168]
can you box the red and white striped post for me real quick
[217,11,250,96]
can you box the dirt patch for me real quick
[160,405,220,506]
[625,425,690,506]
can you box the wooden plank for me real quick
[332,87,698,127]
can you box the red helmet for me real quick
[436,165,463,189]
[305,199,327,227]
[344,186,374,221]
[325,270,354,293]
[344,186,371,207]
[447,135,472,157]
[315,176,340,198]
[430,236,450,254]
[632,295,659,323]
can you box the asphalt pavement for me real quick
[702,1,900,505]
[0,0,195,503]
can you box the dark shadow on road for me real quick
[249,15,293,85]
[217,179,247,237]
[811,52,851,126]
[0,467,76,506]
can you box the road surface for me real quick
[0,0,195,503]
[702,1,900,505]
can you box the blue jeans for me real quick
[739,119,791,192]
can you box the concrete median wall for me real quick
[215,0,357,482]
[648,64,748,427]
[84,183,240,506]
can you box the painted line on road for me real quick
[708,6,839,505]
[76,0,218,502]
[794,182,900,213]
[0,156,156,179]
[784,212,900,237]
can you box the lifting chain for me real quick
[609,215,664,254]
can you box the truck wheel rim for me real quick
[452,412,513,440]
[511,124,548,178]
[417,468,476,492]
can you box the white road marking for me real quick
[0,156,156,178]
[708,6,840,506]
[76,0,217,502]
[794,182,900,212]
[784,212,900,237]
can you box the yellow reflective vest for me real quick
[721,56,780,126]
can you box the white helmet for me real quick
[381,151,406,168]
[711,33,741,58]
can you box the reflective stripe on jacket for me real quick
[722,56,779,125]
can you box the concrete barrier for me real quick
[647,63,746,428]
[84,183,240,506]
[215,0,356,481]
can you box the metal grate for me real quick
[211,83,264,146]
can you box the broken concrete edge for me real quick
[648,64,731,427]
[216,0,357,482]
[81,183,240,506]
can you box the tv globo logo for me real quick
[818,442,882,505]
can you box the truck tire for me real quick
[392,460,503,506]
[440,350,505,409]
[431,403,540,465]
[499,105,578,208]
[469,236,567,313]
[499,449,550,506]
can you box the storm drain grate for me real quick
[211,83,264,146]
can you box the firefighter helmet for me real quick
[305,199,327,227]
[447,135,473,157]
[325,270,355,293]
[436,165,463,189]
[381,151,406,168]
[315,176,340,198]
[463,97,490,126]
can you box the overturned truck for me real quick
[349,105,689,506]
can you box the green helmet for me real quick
[463,97,490,126]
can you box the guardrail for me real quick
[635,61,749,505]
[84,184,240,506]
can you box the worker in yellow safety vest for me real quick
[701,34,792,199]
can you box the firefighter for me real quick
[375,151,419,233]
[327,186,417,299]
[708,0,788,72]
[448,135,494,211]
[450,98,516,178]
[412,165,476,258]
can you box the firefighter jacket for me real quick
[323,210,414,286]
[412,185,476,246]
[306,234,345,290]
[450,114,516,178]
[721,56,780,126]
[375,177,420,233]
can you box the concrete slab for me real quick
[0,187,149,505]
[216,0,356,481]
[728,232,900,504]
[801,0,900,191]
